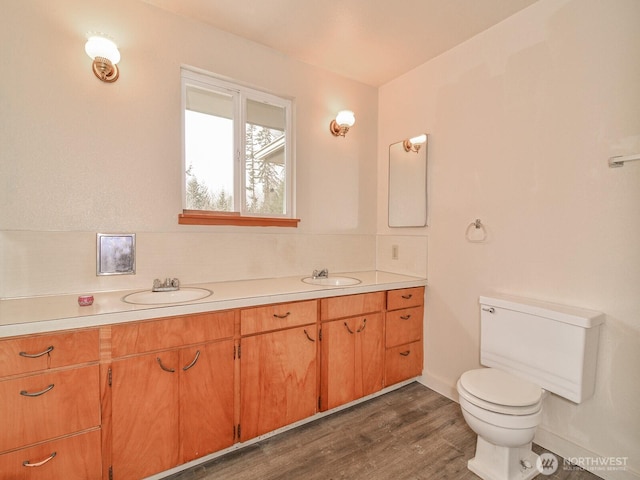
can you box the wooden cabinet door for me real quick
[387,287,424,311]
[0,365,100,452]
[355,313,384,398]
[180,341,235,463]
[320,313,383,411]
[0,430,102,480]
[320,292,385,321]
[0,329,99,378]
[385,341,423,386]
[320,318,355,410]
[111,351,180,480]
[385,305,423,348]
[240,326,317,440]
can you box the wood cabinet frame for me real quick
[1,285,424,480]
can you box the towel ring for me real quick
[465,219,487,243]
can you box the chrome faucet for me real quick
[152,277,180,292]
[312,268,329,280]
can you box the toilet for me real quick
[457,295,604,480]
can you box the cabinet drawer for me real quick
[0,329,99,378]
[385,341,423,386]
[385,306,423,348]
[0,429,102,480]
[387,287,424,311]
[241,300,317,335]
[0,365,101,452]
[320,292,385,321]
[112,310,235,357]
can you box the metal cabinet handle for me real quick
[303,329,315,342]
[482,307,495,314]
[273,312,291,319]
[357,318,367,332]
[23,452,57,467]
[156,357,175,373]
[401,294,413,300]
[182,350,201,371]
[20,384,54,397]
[400,350,411,357]
[400,315,411,320]
[343,322,354,334]
[19,346,54,358]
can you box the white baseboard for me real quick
[417,372,458,401]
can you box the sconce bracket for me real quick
[92,57,119,83]
[329,120,348,137]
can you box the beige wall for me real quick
[378,0,640,477]
[0,0,378,297]
[2,0,639,477]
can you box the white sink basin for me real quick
[301,276,361,287]
[122,287,213,305]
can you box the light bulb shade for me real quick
[335,110,355,127]
[85,36,120,64]
[404,133,427,152]
[409,134,427,145]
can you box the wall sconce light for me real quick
[85,34,120,83]
[329,110,355,137]
[403,134,427,153]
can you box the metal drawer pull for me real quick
[156,357,175,373]
[343,322,354,334]
[273,312,291,319]
[357,318,367,332]
[182,350,201,371]
[400,350,411,357]
[19,345,54,358]
[23,451,57,467]
[303,329,315,342]
[482,307,495,314]
[400,315,412,320]
[401,294,413,300]
[20,384,54,397]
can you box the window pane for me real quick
[245,100,286,215]
[184,86,234,211]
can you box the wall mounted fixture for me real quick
[85,34,120,83]
[403,134,427,153]
[329,110,355,137]
[608,152,640,168]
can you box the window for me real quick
[179,68,298,227]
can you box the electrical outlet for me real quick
[392,244,399,260]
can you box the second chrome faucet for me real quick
[312,269,329,280]
[152,277,180,292]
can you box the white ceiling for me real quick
[141,0,539,86]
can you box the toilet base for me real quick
[468,436,540,480]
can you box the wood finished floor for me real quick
[164,382,601,480]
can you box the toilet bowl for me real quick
[457,295,605,480]
[457,368,544,480]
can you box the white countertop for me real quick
[0,271,427,338]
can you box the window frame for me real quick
[179,68,298,227]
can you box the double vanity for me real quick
[0,271,426,480]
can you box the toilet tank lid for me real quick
[479,294,605,328]
[460,368,542,407]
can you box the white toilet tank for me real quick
[479,294,605,404]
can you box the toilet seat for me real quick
[458,368,543,415]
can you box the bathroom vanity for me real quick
[0,271,426,480]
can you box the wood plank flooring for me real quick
[164,382,601,480]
